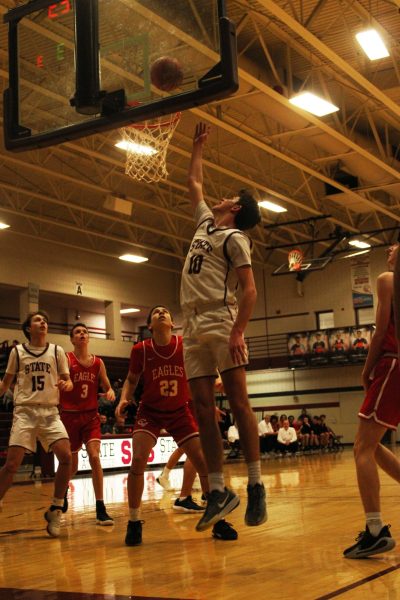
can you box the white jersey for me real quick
[6,343,69,407]
[180,201,252,310]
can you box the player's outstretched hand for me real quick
[100,388,116,402]
[194,122,210,146]
[115,398,128,420]
[56,379,73,392]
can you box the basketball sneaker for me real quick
[195,487,240,531]
[343,525,395,559]
[125,520,143,546]
[96,504,114,526]
[156,472,172,491]
[44,506,62,538]
[212,520,238,541]
[245,482,267,526]
[173,496,205,513]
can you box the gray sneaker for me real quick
[44,507,62,537]
[195,488,240,531]
[245,483,267,526]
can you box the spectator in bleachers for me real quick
[311,415,322,449]
[279,413,288,428]
[288,415,300,431]
[277,419,298,456]
[298,407,313,423]
[258,414,276,455]
[100,414,113,435]
[299,416,312,451]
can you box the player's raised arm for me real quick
[187,122,210,212]
[116,371,141,419]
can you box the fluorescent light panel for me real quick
[119,254,148,263]
[115,140,158,156]
[349,239,371,249]
[342,249,370,259]
[0,222,10,230]
[355,29,389,60]
[258,200,287,213]
[289,92,339,117]
[120,308,140,314]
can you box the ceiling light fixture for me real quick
[0,222,10,230]
[341,249,371,259]
[258,200,287,213]
[355,29,389,60]
[289,92,339,117]
[115,140,157,156]
[119,254,149,263]
[349,240,371,249]
[120,308,140,314]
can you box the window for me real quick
[316,310,334,330]
[355,306,374,326]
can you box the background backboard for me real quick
[272,256,333,276]
[4,0,238,150]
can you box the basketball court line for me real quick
[314,562,400,599]
[0,590,194,600]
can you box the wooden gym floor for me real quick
[1,448,400,600]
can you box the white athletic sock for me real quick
[162,467,170,478]
[51,497,64,508]
[366,512,383,536]
[208,472,225,493]
[247,461,262,486]
[129,508,141,522]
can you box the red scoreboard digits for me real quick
[48,0,71,19]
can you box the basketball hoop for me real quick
[118,112,181,183]
[288,248,304,271]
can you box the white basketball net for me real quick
[288,249,304,271]
[119,113,181,183]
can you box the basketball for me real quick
[150,56,184,92]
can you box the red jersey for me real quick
[129,335,190,412]
[60,352,101,411]
[382,314,397,354]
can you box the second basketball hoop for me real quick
[288,248,304,271]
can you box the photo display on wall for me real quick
[287,325,374,368]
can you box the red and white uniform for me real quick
[129,335,198,445]
[359,316,400,430]
[60,352,102,452]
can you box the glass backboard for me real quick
[4,0,238,150]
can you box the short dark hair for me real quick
[234,189,261,231]
[22,311,49,341]
[146,305,172,327]
[70,322,88,338]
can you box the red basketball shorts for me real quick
[61,409,101,452]
[359,357,400,430]
[133,403,198,446]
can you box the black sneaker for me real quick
[62,487,69,514]
[173,496,205,513]
[343,525,396,559]
[96,509,114,526]
[212,519,238,540]
[196,488,240,532]
[245,482,267,526]
[125,520,143,546]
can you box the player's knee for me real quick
[57,449,72,465]
[130,455,147,473]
